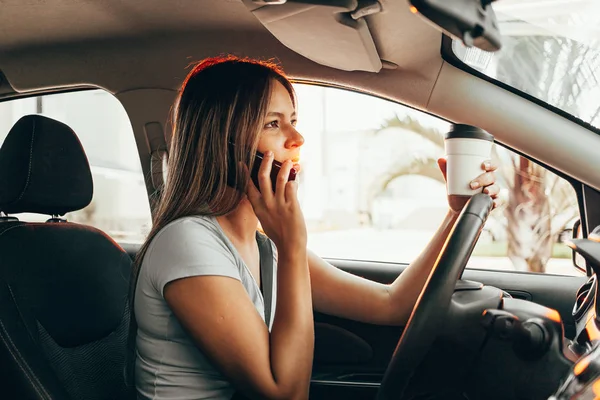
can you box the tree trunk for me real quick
[496,36,567,273]
[505,157,552,272]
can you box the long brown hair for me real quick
[126,56,295,382]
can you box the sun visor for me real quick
[243,1,383,73]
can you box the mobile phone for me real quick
[227,142,297,193]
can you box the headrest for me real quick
[0,115,93,216]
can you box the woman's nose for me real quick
[285,126,305,149]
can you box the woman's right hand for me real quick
[245,151,307,251]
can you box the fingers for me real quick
[276,160,294,203]
[285,179,299,205]
[470,171,495,190]
[244,164,261,206]
[475,160,499,209]
[258,151,275,203]
[483,183,501,210]
[482,183,500,198]
[481,160,498,172]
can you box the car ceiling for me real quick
[0,0,442,105]
[2,0,600,192]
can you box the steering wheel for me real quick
[377,193,494,400]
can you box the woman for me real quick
[131,56,499,400]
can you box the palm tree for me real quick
[371,114,577,273]
[373,115,445,189]
[494,35,599,272]
[372,33,599,273]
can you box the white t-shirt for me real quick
[134,215,277,400]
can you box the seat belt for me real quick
[257,232,274,328]
[230,234,274,400]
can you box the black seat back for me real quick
[0,115,134,400]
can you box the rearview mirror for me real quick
[408,0,502,52]
[572,219,587,273]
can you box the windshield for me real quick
[451,0,600,129]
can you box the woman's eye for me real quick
[291,119,298,127]
[265,121,279,129]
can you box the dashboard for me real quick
[552,273,600,398]
[573,275,600,346]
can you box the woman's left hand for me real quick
[438,157,500,213]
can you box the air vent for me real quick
[573,275,597,320]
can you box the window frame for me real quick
[291,80,586,275]
[0,86,97,104]
[440,35,600,137]
[2,83,587,275]
[293,78,582,189]
[0,86,152,244]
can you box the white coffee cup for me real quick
[444,124,494,197]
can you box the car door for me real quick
[306,260,586,400]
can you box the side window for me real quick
[0,90,152,243]
[293,84,581,276]
[481,146,580,275]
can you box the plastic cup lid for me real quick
[444,124,494,142]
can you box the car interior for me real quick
[1,0,600,399]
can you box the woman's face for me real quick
[256,80,304,164]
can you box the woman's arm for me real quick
[165,154,313,400]
[165,246,312,400]
[310,159,499,326]
[309,209,458,326]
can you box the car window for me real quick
[0,89,151,243]
[294,83,582,276]
[450,0,600,129]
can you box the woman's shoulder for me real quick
[145,215,233,263]
[140,215,240,296]
[157,215,220,240]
